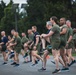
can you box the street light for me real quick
[21,3,27,18]
[12,3,19,31]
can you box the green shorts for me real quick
[14,47,21,54]
[59,40,66,50]
[36,43,41,54]
[66,42,74,49]
[51,40,60,50]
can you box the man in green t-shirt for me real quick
[7,29,16,60]
[27,29,35,62]
[21,33,29,62]
[27,29,34,48]
[59,18,69,71]
[11,32,22,66]
[21,33,29,45]
[38,16,61,74]
[73,28,76,49]
[66,20,76,66]
[40,21,52,51]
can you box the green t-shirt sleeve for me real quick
[28,34,34,41]
[62,25,68,31]
[73,33,76,40]
[51,26,56,32]
[15,37,21,47]
[69,28,73,36]
[21,37,29,44]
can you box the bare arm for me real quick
[60,28,67,35]
[67,35,72,43]
[42,31,54,38]
[12,42,17,46]
[8,38,14,43]
[0,42,4,45]
[35,37,39,46]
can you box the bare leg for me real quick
[52,50,60,70]
[66,49,75,63]
[60,49,68,67]
[41,38,46,49]
[42,50,49,69]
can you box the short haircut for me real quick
[60,17,66,21]
[11,29,16,32]
[1,31,5,34]
[32,26,37,30]
[51,16,58,23]
[46,21,52,26]
[66,20,71,23]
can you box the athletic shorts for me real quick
[1,45,6,52]
[51,40,60,50]
[66,42,74,49]
[14,47,21,54]
[59,40,66,50]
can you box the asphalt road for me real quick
[0,55,76,75]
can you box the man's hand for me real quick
[65,43,68,48]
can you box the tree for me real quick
[0,0,15,34]
[25,0,76,34]
[0,0,6,20]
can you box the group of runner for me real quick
[0,16,76,74]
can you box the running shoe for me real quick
[61,67,69,72]
[14,64,20,67]
[38,67,46,71]
[11,62,16,65]
[32,63,37,66]
[2,62,7,65]
[51,60,55,64]
[9,52,15,59]
[35,60,38,64]
[23,53,28,58]
[52,69,61,74]
[69,60,76,67]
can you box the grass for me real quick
[72,53,76,56]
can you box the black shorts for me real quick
[1,45,6,52]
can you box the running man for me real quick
[0,31,8,64]
[59,17,69,71]
[11,32,22,66]
[66,20,76,66]
[37,21,52,71]
[21,32,29,62]
[40,21,52,51]
[32,26,41,55]
[38,16,61,74]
